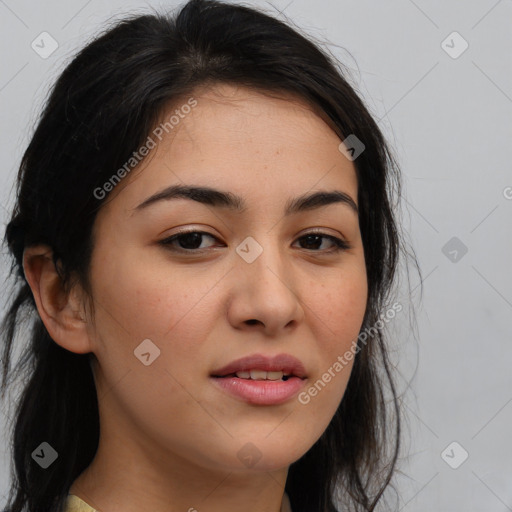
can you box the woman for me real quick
[0,0,413,510]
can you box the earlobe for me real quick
[22,244,93,354]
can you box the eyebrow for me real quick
[134,184,358,216]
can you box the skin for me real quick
[23,83,368,512]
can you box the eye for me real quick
[294,231,351,253]
[159,229,351,254]
[159,230,219,252]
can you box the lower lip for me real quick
[211,376,305,405]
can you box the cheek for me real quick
[307,263,368,344]
[92,247,187,337]
[88,257,218,428]
[90,252,226,384]
[302,265,367,406]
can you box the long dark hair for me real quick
[0,1,415,510]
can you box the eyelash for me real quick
[159,229,351,254]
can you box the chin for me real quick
[222,436,313,473]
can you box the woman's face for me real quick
[84,83,368,473]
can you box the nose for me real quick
[226,237,305,335]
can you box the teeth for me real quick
[250,370,267,380]
[234,370,288,380]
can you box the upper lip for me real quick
[211,353,307,379]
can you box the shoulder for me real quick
[64,494,98,512]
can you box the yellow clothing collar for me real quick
[66,492,293,511]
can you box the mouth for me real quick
[214,370,296,381]
[210,353,307,405]
[211,353,307,379]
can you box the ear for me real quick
[22,244,93,354]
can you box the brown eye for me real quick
[159,231,220,252]
[159,229,350,255]
[295,232,351,253]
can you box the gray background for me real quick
[1,0,511,510]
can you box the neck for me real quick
[69,424,289,512]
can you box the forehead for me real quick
[100,83,358,216]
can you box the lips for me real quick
[210,353,308,405]
[211,353,307,380]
